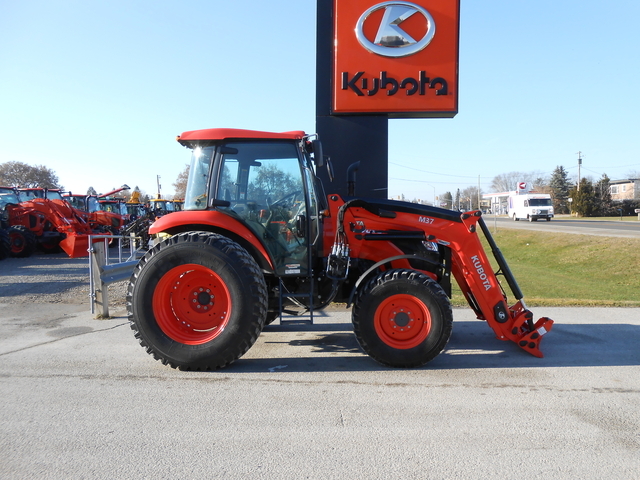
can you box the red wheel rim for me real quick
[373,294,432,349]
[152,264,231,345]
[9,232,25,254]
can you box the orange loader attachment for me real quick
[59,233,111,258]
[445,211,554,357]
[330,198,554,359]
[59,234,89,258]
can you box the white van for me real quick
[509,193,554,222]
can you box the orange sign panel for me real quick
[333,0,460,117]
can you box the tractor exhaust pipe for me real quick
[347,161,360,196]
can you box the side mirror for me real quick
[312,139,324,167]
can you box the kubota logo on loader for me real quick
[333,0,460,117]
[471,255,492,291]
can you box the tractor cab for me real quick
[18,188,64,202]
[183,131,323,276]
[149,199,176,216]
[0,187,20,209]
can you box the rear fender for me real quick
[149,210,275,271]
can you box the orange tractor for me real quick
[4,187,106,257]
[128,128,554,369]
[64,186,131,237]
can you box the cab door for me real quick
[215,141,310,276]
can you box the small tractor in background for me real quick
[0,186,21,259]
[64,185,131,238]
[94,185,131,234]
[149,198,178,217]
[127,128,554,370]
[5,187,106,257]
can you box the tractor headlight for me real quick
[149,231,172,248]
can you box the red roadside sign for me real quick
[333,0,460,117]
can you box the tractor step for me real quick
[277,278,314,324]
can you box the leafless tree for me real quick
[173,164,189,200]
[490,171,547,192]
[0,161,62,189]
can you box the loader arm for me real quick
[326,195,553,357]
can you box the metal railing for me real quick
[88,235,145,317]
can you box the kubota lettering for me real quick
[341,71,448,97]
[471,255,492,291]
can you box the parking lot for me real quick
[1,253,639,479]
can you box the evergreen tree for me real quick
[570,178,597,216]
[594,174,613,216]
[441,191,453,209]
[454,189,461,210]
[548,166,571,214]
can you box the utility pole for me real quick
[576,152,583,191]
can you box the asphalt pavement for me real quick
[488,214,640,238]
[1,299,639,479]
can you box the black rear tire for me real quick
[8,225,37,258]
[127,231,268,370]
[0,229,10,260]
[352,269,453,367]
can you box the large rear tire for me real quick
[127,231,268,370]
[352,269,453,367]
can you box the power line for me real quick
[390,177,492,187]
[388,162,493,180]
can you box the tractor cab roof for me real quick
[177,128,306,147]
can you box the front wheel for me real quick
[8,225,37,257]
[0,229,10,260]
[127,231,268,370]
[352,269,453,367]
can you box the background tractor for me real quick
[128,128,553,370]
[3,187,105,257]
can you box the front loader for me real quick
[12,188,107,257]
[127,128,553,369]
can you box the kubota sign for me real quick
[333,0,460,117]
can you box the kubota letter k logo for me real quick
[356,1,436,58]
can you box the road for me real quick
[485,214,640,238]
[3,211,640,479]
[1,253,639,479]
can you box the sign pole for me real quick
[316,0,388,199]
[316,0,459,199]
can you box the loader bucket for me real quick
[60,234,91,258]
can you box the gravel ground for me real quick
[0,252,129,307]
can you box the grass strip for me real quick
[450,229,640,307]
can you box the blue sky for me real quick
[1,0,639,201]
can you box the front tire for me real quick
[127,231,268,370]
[352,269,453,367]
[8,225,37,257]
[0,230,10,260]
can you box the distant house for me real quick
[609,179,640,201]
